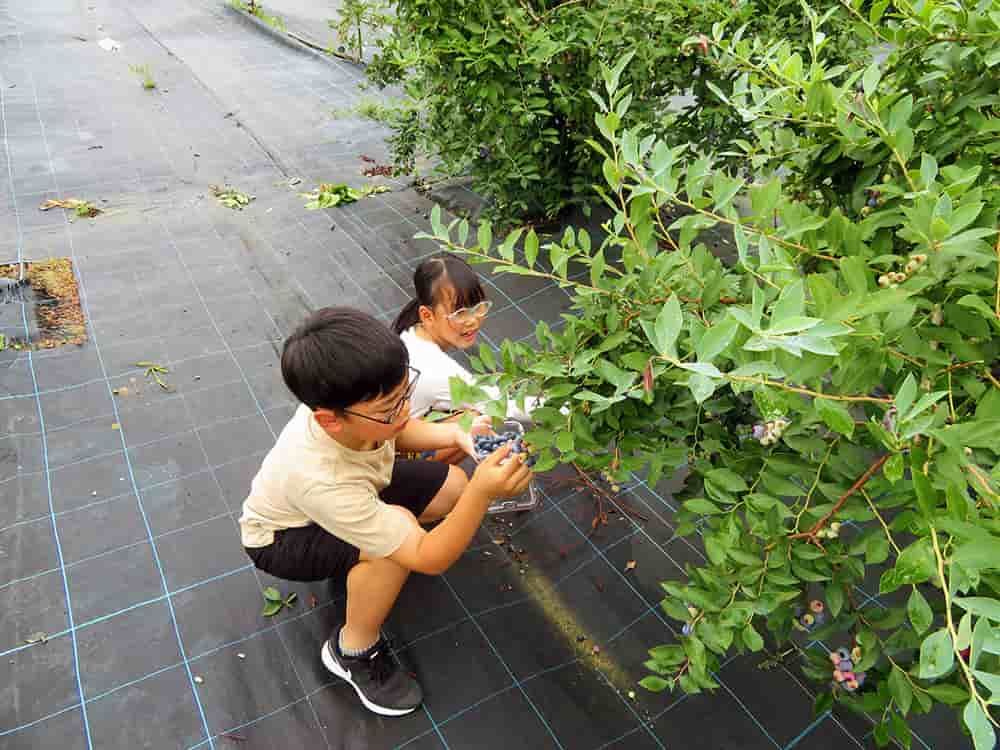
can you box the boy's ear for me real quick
[313,408,344,433]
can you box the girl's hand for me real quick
[452,423,477,458]
[470,414,494,436]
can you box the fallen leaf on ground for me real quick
[625,560,637,572]
[39,198,102,217]
[25,631,48,644]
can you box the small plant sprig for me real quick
[300,182,388,210]
[134,361,172,391]
[39,198,102,218]
[128,64,156,90]
[230,0,285,31]
[261,587,297,617]
[210,184,255,210]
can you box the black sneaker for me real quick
[321,636,423,716]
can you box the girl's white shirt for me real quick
[400,326,537,421]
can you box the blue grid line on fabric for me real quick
[782,711,832,749]
[147,202,336,748]
[0,310,277,404]
[536,481,788,748]
[0,447,269,539]
[49,197,217,750]
[627,478,936,750]
[0,563,251,662]
[1,585,338,736]
[3,512,649,735]
[0,58,94,750]
[438,574,567,750]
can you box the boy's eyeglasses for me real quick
[446,300,493,325]
[344,367,421,425]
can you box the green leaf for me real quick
[648,294,683,358]
[639,675,670,692]
[262,600,283,617]
[925,683,969,704]
[706,468,749,493]
[263,587,282,602]
[683,497,723,515]
[524,229,539,268]
[477,221,493,250]
[862,63,881,96]
[908,588,933,635]
[895,374,917,418]
[918,629,954,679]
[826,583,844,617]
[884,454,904,484]
[815,398,854,437]
[771,280,805,323]
[953,597,1000,622]
[742,623,764,652]
[696,317,739,362]
[889,666,913,715]
[891,539,936,588]
[963,699,996,750]
[688,373,717,404]
[972,669,1000,698]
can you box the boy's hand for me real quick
[468,442,533,500]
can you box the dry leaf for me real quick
[25,631,48,644]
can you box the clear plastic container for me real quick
[473,419,540,515]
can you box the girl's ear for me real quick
[313,408,344,434]
[417,304,435,325]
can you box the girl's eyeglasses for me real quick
[446,300,493,325]
[344,367,421,425]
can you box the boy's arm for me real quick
[395,417,475,456]
[388,444,531,575]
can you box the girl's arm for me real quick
[395,417,475,456]
[416,341,541,421]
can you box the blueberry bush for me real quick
[422,2,1000,746]
[366,0,861,221]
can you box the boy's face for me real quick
[314,369,415,442]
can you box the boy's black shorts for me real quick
[244,459,450,582]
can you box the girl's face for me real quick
[419,286,491,350]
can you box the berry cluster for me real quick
[877,254,927,288]
[792,599,828,632]
[600,470,622,493]
[829,646,866,692]
[473,432,537,466]
[752,417,789,446]
[817,521,842,541]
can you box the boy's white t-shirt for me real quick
[400,326,535,421]
[238,405,413,557]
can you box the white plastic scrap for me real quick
[97,37,120,52]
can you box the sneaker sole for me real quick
[321,643,419,717]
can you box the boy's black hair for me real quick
[281,307,409,411]
[391,253,486,333]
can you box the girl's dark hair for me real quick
[281,307,409,411]
[391,253,486,334]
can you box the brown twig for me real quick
[789,455,889,543]
[573,463,650,523]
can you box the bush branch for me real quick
[789,454,889,542]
